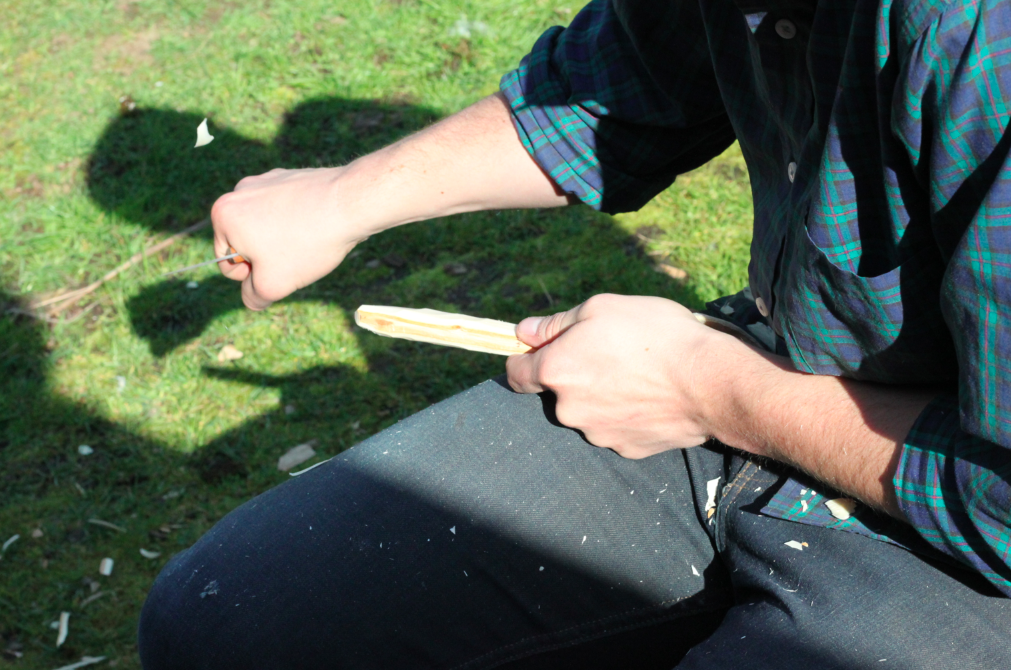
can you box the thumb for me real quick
[515,304,585,347]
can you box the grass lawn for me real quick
[0,0,753,666]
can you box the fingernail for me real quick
[516,316,545,340]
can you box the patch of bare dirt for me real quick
[117,0,142,21]
[204,1,240,25]
[9,174,44,199]
[96,27,159,76]
[48,33,73,55]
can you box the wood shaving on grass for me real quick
[278,441,318,472]
[52,656,106,670]
[56,611,70,647]
[1,534,19,554]
[195,118,214,147]
[87,519,126,532]
[217,344,243,362]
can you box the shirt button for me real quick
[755,296,769,317]
[788,161,797,182]
[775,19,797,39]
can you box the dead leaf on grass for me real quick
[654,262,688,281]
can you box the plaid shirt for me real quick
[501,0,1011,595]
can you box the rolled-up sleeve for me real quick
[896,396,1011,596]
[499,0,736,213]
[890,0,1011,596]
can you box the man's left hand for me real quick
[505,294,741,458]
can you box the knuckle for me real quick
[553,402,577,427]
[535,354,564,388]
[211,192,237,222]
[581,293,612,315]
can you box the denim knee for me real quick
[137,549,202,670]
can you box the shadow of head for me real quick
[85,96,439,233]
[91,95,703,363]
[85,96,440,357]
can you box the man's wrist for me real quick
[695,338,793,459]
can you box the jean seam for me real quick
[721,461,759,511]
[449,598,730,670]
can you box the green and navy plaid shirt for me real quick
[500,0,1011,595]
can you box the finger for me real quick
[505,352,546,394]
[514,302,586,348]
[234,167,285,192]
[219,255,250,281]
[240,265,295,312]
[240,273,272,311]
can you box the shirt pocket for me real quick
[778,222,958,384]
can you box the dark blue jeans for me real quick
[139,377,1011,669]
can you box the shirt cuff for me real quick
[894,393,1011,596]
[499,27,605,211]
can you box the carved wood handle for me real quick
[355,305,761,355]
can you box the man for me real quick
[139,0,1011,667]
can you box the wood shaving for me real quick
[704,478,720,514]
[654,262,688,281]
[217,344,243,362]
[277,440,318,472]
[1,534,19,553]
[289,458,332,477]
[825,498,857,521]
[99,557,114,576]
[784,540,805,551]
[195,118,214,147]
[56,611,70,647]
[139,548,161,559]
[53,656,106,670]
[87,519,126,532]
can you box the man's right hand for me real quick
[211,92,571,311]
[211,166,365,311]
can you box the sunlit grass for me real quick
[0,0,752,666]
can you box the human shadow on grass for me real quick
[84,95,707,453]
[0,288,731,670]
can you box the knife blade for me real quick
[161,249,246,277]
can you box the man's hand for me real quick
[211,93,569,311]
[212,167,364,311]
[506,294,740,458]
[508,293,936,518]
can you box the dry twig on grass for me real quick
[26,217,210,316]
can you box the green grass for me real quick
[0,0,753,666]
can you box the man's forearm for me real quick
[704,343,937,517]
[337,92,570,236]
[212,92,569,309]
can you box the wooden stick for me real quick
[30,217,210,314]
[355,306,763,355]
[355,305,534,356]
